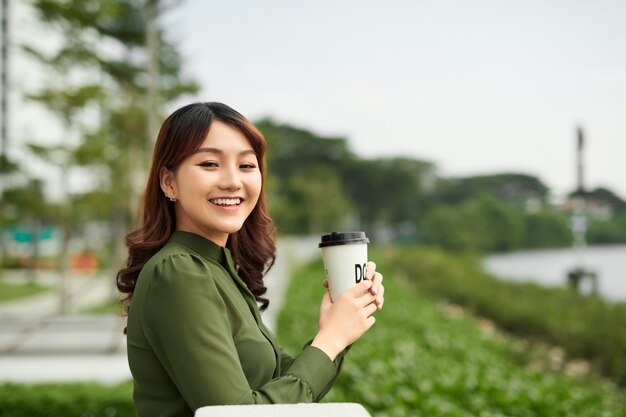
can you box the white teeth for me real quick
[210,198,241,206]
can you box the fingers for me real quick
[375,284,385,310]
[366,261,377,280]
[364,301,378,317]
[369,272,383,296]
[355,284,377,308]
[342,280,377,307]
[348,279,373,298]
[375,295,385,310]
[350,278,373,294]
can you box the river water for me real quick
[483,245,626,302]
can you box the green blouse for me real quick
[126,231,346,417]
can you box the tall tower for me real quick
[568,125,598,294]
[576,126,584,193]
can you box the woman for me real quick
[117,102,384,416]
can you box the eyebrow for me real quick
[195,147,256,156]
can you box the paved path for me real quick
[0,237,320,384]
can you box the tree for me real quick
[587,212,626,244]
[24,0,199,276]
[270,166,353,234]
[436,173,549,208]
[341,157,435,234]
[258,119,354,234]
[521,209,571,249]
[420,194,524,252]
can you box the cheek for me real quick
[250,174,263,203]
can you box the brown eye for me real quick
[199,161,219,168]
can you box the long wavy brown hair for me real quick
[116,102,276,314]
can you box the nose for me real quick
[218,164,242,191]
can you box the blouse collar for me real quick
[168,231,255,300]
[168,231,229,266]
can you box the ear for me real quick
[160,167,176,199]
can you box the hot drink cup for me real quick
[319,231,369,301]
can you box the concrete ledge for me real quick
[195,403,371,417]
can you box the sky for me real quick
[9,0,626,200]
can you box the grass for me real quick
[277,250,626,417]
[80,299,124,315]
[0,278,48,303]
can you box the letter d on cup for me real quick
[355,264,363,283]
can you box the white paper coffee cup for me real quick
[319,231,369,301]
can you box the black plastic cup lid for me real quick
[319,231,369,248]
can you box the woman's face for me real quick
[161,120,262,246]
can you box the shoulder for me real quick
[148,241,218,272]
[136,242,225,293]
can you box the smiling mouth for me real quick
[209,198,242,206]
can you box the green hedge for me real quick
[277,254,626,417]
[0,382,134,417]
[384,246,626,386]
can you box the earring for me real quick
[165,192,176,202]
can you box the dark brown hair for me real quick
[116,102,276,313]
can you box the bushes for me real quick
[277,255,626,417]
[0,382,134,417]
[380,246,626,386]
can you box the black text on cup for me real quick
[354,263,367,283]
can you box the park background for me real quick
[1,0,626,416]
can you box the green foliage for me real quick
[0,155,19,174]
[259,119,356,234]
[0,381,134,417]
[259,118,353,176]
[259,117,435,236]
[2,178,52,225]
[386,246,626,386]
[421,195,526,252]
[19,0,200,270]
[587,212,626,244]
[340,158,434,231]
[270,166,353,234]
[521,209,572,248]
[0,279,48,302]
[420,194,573,252]
[278,254,626,416]
[258,119,590,249]
[81,299,124,315]
[436,174,549,207]
[570,187,626,214]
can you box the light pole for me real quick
[567,126,598,294]
[1,0,11,273]
[0,0,8,168]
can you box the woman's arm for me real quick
[142,253,341,409]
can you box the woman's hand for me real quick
[321,261,385,309]
[313,261,385,361]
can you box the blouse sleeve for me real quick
[277,342,350,402]
[142,253,342,410]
